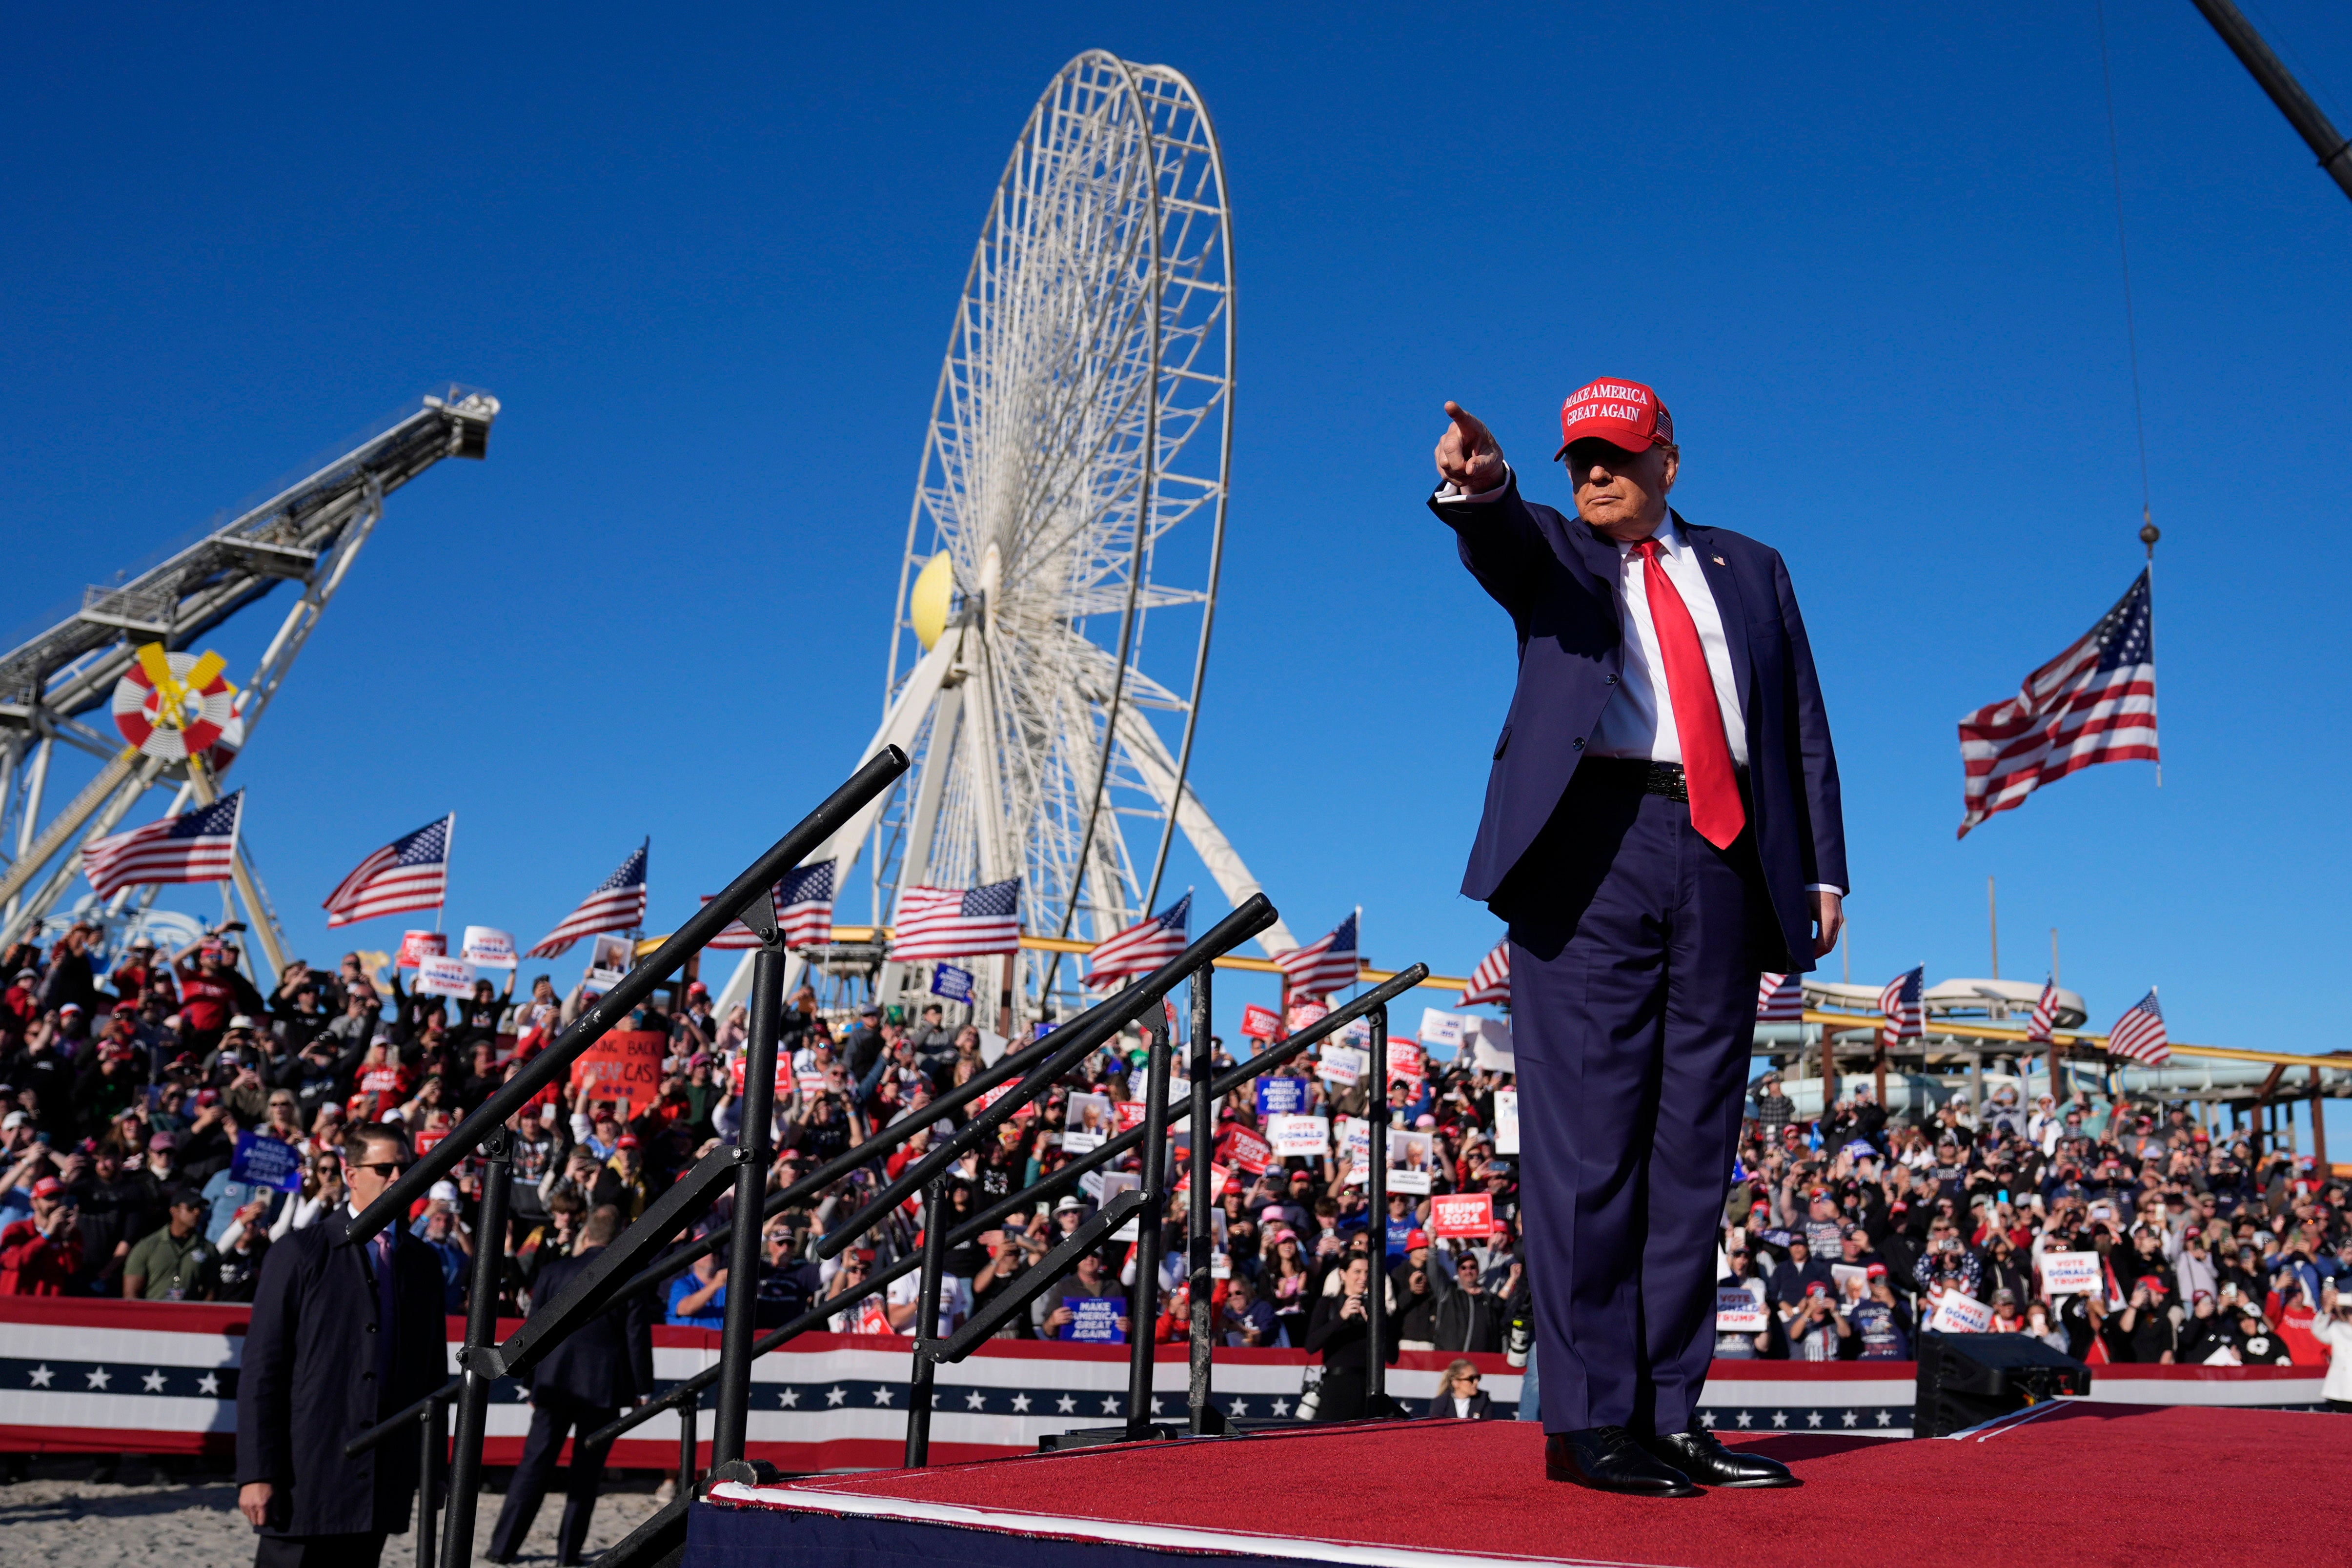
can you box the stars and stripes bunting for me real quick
[1461,941,1509,1008]
[1957,569,2158,837]
[1275,911,1359,1000]
[1084,893,1191,985]
[1878,966,1924,1050]
[1757,971,1805,1022]
[527,842,649,957]
[2106,989,2170,1066]
[888,877,1021,961]
[2025,976,2061,1045]
[320,814,452,927]
[83,793,243,898]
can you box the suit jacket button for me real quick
[1572,737,1585,750]
[1605,674,1619,686]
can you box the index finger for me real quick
[1441,401,1487,441]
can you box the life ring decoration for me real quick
[111,646,236,762]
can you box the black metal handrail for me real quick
[368,748,908,1566]
[578,963,1426,1454]
[347,746,910,1245]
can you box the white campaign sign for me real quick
[1266,1114,1331,1159]
[1928,1290,1993,1334]
[2041,1251,2103,1297]
[461,925,517,969]
[1494,1088,1520,1155]
[415,956,475,998]
[1716,1285,1769,1333]
[1316,1046,1365,1088]
[1417,1007,1465,1052]
[1469,1016,1515,1073]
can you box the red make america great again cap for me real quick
[1555,378,1672,458]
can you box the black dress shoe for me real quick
[1638,1422,1799,1488]
[1544,1427,1702,1497]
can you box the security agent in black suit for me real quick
[488,1204,655,1566]
[237,1123,448,1568]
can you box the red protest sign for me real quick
[1114,1100,1148,1134]
[569,1029,665,1115]
[1286,998,1329,1034]
[1240,1004,1281,1041]
[1429,1192,1495,1239]
[1387,1039,1425,1081]
[1222,1126,1271,1174]
[975,1081,1016,1112]
[728,1056,790,1099]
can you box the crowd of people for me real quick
[4,915,2350,1432]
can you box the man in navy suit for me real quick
[1430,380,1846,1496]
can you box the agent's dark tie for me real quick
[1633,539,1744,849]
[371,1228,396,1395]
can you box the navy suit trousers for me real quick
[1505,773,1769,1436]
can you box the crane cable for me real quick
[2094,0,2156,541]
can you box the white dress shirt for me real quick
[1440,464,1842,896]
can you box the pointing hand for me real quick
[1435,402,1507,494]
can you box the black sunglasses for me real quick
[349,1160,413,1179]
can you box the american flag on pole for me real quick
[321,814,451,927]
[84,792,243,898]
[2025,976,2061,1045]
[1460,941,1509,1008]
[1957,569,2158,837]
[2106,989,2170,1066]
[889,877,1021,961]
[527,842,649,958]
[777,859,836,948]
[700,859,836,952]
[1878,966,1924,1050]
[1757,971,1805,1022]
[1085,892,1191,985]
[1275,912,1359,1000]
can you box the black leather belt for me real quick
[1576,756,1688,803]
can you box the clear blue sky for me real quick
[6,4,2349,1138]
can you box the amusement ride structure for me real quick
[764,52,1292,1030]
[0,388,499,976]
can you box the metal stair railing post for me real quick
[345,746,909,1246]
[416,1391,445,1568]
[582,967,1432,1456]
[678,1397,698,1498]
[1124,999,1175,1437]
[901,1177,952,1466]
[811,896,1277,1264]
[608,897,1272,1309]
[1186,967,1218,1434]
[711,897,786,1470]
[440,1124,511,1568]
[1364,1003,1390,1415]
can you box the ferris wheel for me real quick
[800,51,1296,1024]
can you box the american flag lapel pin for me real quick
[1711,554,1726,566]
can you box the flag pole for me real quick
[438,812,455,934]
[2142,518,2161,788]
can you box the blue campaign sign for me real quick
[229,1132,304,1193]
[1062,1295,1128,1344]
[1256,1077,1307,1117]
[930,963,975,1003]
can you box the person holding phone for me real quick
[0,1176,81,1294]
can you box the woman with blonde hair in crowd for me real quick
[1423,1358,1497,1419]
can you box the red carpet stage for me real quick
[691,1403,2352,1568]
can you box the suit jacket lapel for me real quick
[1676,512,1754,725]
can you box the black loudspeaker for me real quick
[1913,1332,2092,1436]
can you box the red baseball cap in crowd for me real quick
[616,1134,640,1150]
[1554,378,1673,459]
[1865,1262,1887,1279]
[32,1177,64,1200]
[1405,1229,1430,1249]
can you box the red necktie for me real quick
[1633,539,1745,850]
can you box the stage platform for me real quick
[689,1402,2352,1568]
